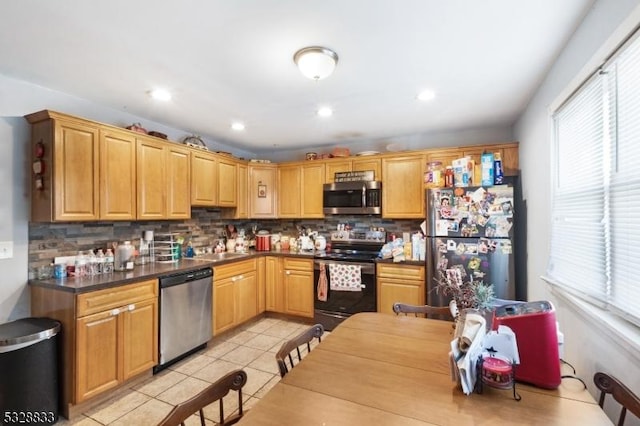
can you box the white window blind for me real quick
[549,30,640,326]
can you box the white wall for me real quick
[514,0,640,423]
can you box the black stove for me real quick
[314,229,386,262]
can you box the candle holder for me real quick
[476,354,521,401]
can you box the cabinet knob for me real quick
[128,304,135,311]
[285,270,291,275]
[110,308,120,316]
[232,277,237,282]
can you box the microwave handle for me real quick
[362,184,366,207]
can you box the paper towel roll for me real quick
[143,230,154,241]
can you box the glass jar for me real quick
[425,161,444,188]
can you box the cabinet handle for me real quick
[238,275,244,280]
[110,308,120,316]
[232,276,237,282]
[128,304,135,311]
[285,270,291,275]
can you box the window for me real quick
[548,29,640,327]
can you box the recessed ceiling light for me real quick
[231,122,246,131]
[317,107,333,117]
[150,88,172,101]
[417,90,436,101]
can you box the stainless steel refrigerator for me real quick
[425,181,524,307]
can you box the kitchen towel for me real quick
[317,262,328,302]
[329,264,362,292]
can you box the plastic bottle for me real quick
[87,250,97,276]
[75,251,87,277]
[104,249,114,274]
[96,249,105,274]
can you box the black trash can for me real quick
[0,318,61,425]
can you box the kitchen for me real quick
[1,1,640,425]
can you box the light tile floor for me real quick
[57,316,324,425]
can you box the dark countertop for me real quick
[29,249,318,294]
[375,258,425,266]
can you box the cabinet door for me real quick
[214,278,236,335]
[301,163,325,218]
[325,161,352,183]
[235,270,258,324]
[265,256,284,312]
[352,158,382,181]
[136,138,166,219]
[53,120,100,220]
[257,257,266,313]
[166,145,191,218]
[76,310,119,402]
[122,298,158,380]
[99,129,136,220]
[217,156,238,207]
[249,165,278,218]
[382,155,425,218]
[377,278,425,315]
[283,259,314,318]
[278,165,301,217]
[236,163,248,218]
[191,150,218,206]
[425,150,462,169]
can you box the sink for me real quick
[184,252,248,262]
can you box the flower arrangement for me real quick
[434,269,496,312]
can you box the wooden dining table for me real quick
[239,312,612,425]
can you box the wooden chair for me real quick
[275,324,324,378]
[392,302,454,320]
[594,372,640,426]
[157,369,247,426]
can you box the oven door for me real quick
[313,260,376,330]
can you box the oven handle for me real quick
[314,260,375,275]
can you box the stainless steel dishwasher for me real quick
[155,267,213,373]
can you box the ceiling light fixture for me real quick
[231,122,245,131]
[417,90,436,101]
[293,46,339,81]
[150,88,172,101]
[317,107,333,117]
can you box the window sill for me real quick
[542,276,640,363]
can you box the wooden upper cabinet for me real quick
[136,138,166,219]
[382,155,425,218]
[249,164,277,218]
[166,144,191,219]
[137,137,190,219]
[217,156,238,207]
[278,165,302,217]
[99,129,136,220]
[236,163,248,219]
[26,111,101,222]
[325,160,352,183]
[191,150,218,206]
[301,163,325,218]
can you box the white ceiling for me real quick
[0,0,593,154]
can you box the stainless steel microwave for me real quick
[323,181,382,215]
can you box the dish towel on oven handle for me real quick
[328,263,362,291]
[317,262,328,301]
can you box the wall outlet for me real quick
[0,241,13,259]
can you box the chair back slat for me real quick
[157,369,247,426]
[594,372,640,426]
[392,302,454,320]
[276,324,325,378]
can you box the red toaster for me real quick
[492,301,561,389]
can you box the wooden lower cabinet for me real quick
[30,279,158,417]
[377,263,425,315]
[265,256,314,318]
[213,259,258,335]
[283,258,314,318]
[265,256,284,312]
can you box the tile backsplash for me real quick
[28,208,423,272]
